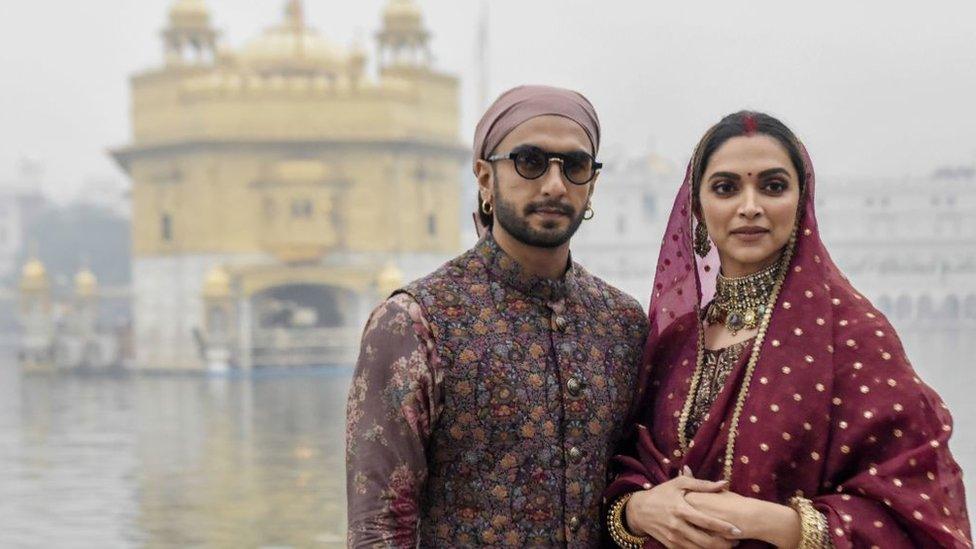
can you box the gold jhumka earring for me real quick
[694,222,711,257]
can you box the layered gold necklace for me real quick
[704,259,781,336]
[677,237,795,482]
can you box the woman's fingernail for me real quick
[731,527,743,536]
[683,465,692,475]
[642,483,652,489]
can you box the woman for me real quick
[604,111,971,548]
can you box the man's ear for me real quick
[475,159,493,203]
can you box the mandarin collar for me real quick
[476,230,576,302]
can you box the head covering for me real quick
[606,132,971,547]
[472,85,601,173]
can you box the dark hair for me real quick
[691,111,806,212]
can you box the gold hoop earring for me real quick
[694,221,712,257]
[583,205,594,220]
[481,201,493,215]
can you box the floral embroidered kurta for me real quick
[346,232,648,547]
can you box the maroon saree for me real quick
[606,147,972,548]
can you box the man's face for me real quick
[478,115,597,249]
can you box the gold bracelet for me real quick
[788,496,831,549]
[607,493,648,549]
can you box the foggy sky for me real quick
[2,0,975,201]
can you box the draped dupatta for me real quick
[606,147,972,548]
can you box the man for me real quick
[346,85,648,547]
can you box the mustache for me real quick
[524,201,575,216]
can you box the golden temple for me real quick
[110,0,465,370]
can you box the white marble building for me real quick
[817,166,976,330]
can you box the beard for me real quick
[492,178,587,249]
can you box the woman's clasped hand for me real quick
[625,466,746,549]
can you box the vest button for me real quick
[568,515,581,532]
[567,377,581,396]
[568,446,583,462]
[554,315,567,330]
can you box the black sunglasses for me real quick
[487,145,602,185]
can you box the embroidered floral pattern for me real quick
[347,233,648,547]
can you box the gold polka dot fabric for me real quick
[606,145,972,548]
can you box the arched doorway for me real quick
[250,283,359,368]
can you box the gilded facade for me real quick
[111,0,465,370]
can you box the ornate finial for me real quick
[285,0,305,29]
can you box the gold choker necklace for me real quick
[705,259,781,335]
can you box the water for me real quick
[0,328,972,547]
[0,356,350,548]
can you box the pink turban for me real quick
[472,85,601,174]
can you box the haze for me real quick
[2,0,975,198]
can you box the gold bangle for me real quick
[788,496,831,549]
[607,493,647,549]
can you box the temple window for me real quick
[161,214,173,241]
[291,198,313,218]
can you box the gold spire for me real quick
[284,0,306,30]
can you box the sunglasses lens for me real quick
[514,149,548,179]
[564,153,594,184]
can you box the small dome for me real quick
[20,258,49,292]
[169,0,212,29]
[74,268,98,298]
[376,262,404,297]
[203,265,232,298]
[384,0,423,24]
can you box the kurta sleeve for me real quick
[813,319,971,548]
[346,293,442,548]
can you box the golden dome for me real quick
[239,25,347,74]
[74,268,98,298]
[376,261,404,297]
[203,265,232,298]
[384,0,423,24]
[20,258,49,292]
[168,0,212,29]
[378,0,428,47]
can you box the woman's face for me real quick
[698,134,801,277]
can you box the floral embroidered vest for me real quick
[398,233,647,547]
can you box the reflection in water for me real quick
[0,326,973,546]
[0,355,349,547]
